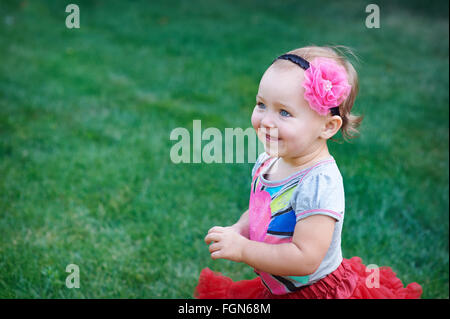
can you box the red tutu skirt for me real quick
[194,257,422,299]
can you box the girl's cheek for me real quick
[251,111,260,131]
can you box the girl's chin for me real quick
[263,144,282,157]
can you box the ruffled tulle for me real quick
[346,257,422,299]
[194,267,264,299]
[194,257,422,299]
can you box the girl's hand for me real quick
[204,226,248,262]
[228,223,247,237]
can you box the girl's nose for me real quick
[260,112,276,128]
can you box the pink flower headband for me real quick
[274,54,351,116]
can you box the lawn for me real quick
[0,0,448,298]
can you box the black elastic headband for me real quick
[274,54,340,116]
[275,54,310,70]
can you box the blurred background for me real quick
[0,0,448,298]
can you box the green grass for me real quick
[0,0,448,298]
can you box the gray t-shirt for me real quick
[250,152,345,294]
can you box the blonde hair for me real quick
[273,45,363,141]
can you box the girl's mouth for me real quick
[265,134,280,142]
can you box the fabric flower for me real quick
[248,187,272,242]
[302,57,351,115]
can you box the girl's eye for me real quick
[280,109,291,117]
[257,102,266,109]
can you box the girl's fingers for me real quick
[208,243,220,254]
[204,232,221,244]
[208,226,225,234]
[211,250,221,259]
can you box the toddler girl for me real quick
[194,46,422,299]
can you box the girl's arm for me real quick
[205,214,335,276]
[230,209,249,238]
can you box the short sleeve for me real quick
[290,168,345,222]
[251,152,271,178]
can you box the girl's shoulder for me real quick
[289,159,345,221]
[302,158,343,183]
[294,158,344,195]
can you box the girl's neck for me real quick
[279,143,331,172]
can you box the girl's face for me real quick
[251,65,326,160]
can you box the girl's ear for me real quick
[320,115,343,140]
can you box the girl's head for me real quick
[251,45,363,159]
